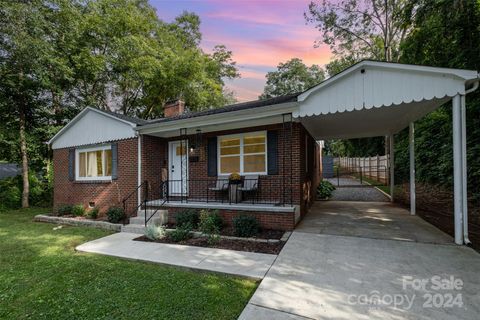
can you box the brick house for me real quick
[49,60,478,238]
[49,94,321,231]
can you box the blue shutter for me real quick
[111,143,118,180]
[267,131,278,175]
[207,137,217,177]
[68,149,75,181]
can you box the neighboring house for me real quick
[0,163,21,180]
[48,60,479,233]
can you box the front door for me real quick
[168,141,188,196]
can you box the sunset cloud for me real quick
[152,0,333,101]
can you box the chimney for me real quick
[164,99,185,118]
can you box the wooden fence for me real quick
[334,155,390,184]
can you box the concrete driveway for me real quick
[239,201,480,320]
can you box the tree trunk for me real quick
[19,108,29,208]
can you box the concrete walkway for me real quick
[240,201,480,320]
[76,232,276,279]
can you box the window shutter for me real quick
[111,143,118,180]
[207,137,217,177]
[68,149,75,181]
[267,131,278,175]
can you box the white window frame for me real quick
[75,145,112,181]
[217,131,268,176]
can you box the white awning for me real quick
[294,61,478,139]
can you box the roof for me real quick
[97,108,149,125]
[0,163,21,180]
[142,93,299,125]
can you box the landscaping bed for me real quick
[134,234,285,254]
[165,223,284,240]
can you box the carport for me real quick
[292,61,479,245]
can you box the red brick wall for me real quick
[53,138,138,215]
[165,207,295,231]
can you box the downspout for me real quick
[460,77,479,245]
[137,132,142,208]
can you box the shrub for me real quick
[107,207,125,223]
[168,223,192,242]
[175,209,199,228]
[57,204,73,216]
[317,180,336,199]
[72,204,85,216]
[0,177,21,211]
[86,207,99,219]
[198,209,223,234]
[145,224,167,241]
[232,215,259,238]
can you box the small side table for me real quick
[229,183,243,203]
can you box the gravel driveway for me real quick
[325,177,389,202]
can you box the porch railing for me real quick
[153,177,292,206]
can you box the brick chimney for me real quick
[164,99,185,118]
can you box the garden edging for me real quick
[34,214,122,232]
[164,228,291,243]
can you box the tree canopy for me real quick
[260,58,325,99]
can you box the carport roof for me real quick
[294,60,479,139]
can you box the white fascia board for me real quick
[136,102,299,135]
[298,60,479,102]
[48,107,136,145]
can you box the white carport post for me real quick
[409,123,416,215]
[452,94,465,245]
[389,134,394,202]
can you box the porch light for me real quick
[190,129,203,152]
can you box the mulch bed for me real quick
[164,223,284,240]
[134,235,285,255]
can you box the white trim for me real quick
[217,131,267,176]
[75,144,112,181]
[48,107,137,145]
[137,134,142,207]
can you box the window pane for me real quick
[244,154,266,173]
[86,151,97,177]
[244,144,265,154]
[220,146,240,155]
[244,135,265,145]
[220,138,240,147]
[176,145,186,156]
[79,153,86,177]
[96,150,103,176]
[220,156,240,174]
[105,149,112,176]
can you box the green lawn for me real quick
[0,208,257,320]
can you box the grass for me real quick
[349,174,391,195]
[0,208,257,320]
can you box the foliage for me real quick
[71,204,85,217]
[0,208,257,319]
[317,180,336,199]
[168,223,193,242]
[260,58,325,99]
[325,138,385,157]
[175,209,199,228]
[199,209,223,234]
[145,224,167,241]
[86,207,99,219]
[305,0,414,62]
[0,174,51,211]
[232,215,260,238]
[57,204,73,216]
[394,0,480,201]
[228,172,241,182]
[106,207,125,223]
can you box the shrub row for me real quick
[56,205,123,223]
[175,209,260,238]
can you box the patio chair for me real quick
[238,175,259,204]
[208,178,229,203]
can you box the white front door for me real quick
[168,141,188,196]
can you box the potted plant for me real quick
[229,172,242,185]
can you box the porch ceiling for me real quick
[293,61,478,140]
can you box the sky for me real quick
[150,0,333,102]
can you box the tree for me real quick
[305,0,413,62]
[260,58,325,99]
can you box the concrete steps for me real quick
[121,209,168,234]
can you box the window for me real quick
[218,132,267,175]
[76,145,112,181]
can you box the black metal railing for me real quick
[332,165,388,187]
[122,180,148,225]
[156,177,291,206]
